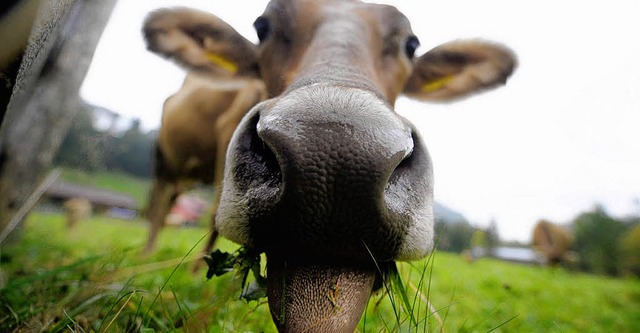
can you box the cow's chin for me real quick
[266,253,376,333]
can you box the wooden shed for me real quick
[45,181,139,213]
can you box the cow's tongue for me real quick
[266,254,376,333]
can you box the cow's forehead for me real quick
[254,0,417,100]
[260,0,413,34]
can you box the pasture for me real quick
[1,212,638,332]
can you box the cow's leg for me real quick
[143,145,179,254]
[204,189,222,253]
[191,146,226,271]
[143,178,177,254]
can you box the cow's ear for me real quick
[143,7,259,77]
[403,40,516,101]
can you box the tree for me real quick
[484,219,500,257]
[573,206,626,275]
[434,220,476,253]
[620,224,640,276]
[54,103,106,171]
[53,112,156,178]
[103,119,154,178]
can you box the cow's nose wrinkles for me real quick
[245,86,418,261]
[255,91,414,202]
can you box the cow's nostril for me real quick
[388,129,418,183]
[216,107,284,246]
[383,126,434,261]
[231,111,282,196]
[251,116,282,186]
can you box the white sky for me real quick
[81,0,640,242]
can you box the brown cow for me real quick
[532,219,574,265]
[144,1,516,331]
[141,14,267,254]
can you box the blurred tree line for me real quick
[434,205,640,277]
[572,205,640,277]
[435,218,502,255]
[435,219,476,253]
[54,104,155,178]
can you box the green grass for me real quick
[423,255,640,332]
[0,213,274,332]
[1,212,639,332]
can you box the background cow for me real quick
[532,219,575,265]
[142,8,267,254]
[144,1,516,331]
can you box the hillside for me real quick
[434,201,469,224]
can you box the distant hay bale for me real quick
[63,198,92,229]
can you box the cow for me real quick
[142,8,268,254]
[143,1,516,331]
[532,219,575,265]
[141,72,266,254]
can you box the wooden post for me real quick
[0,0,118,241]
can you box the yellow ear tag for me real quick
[422,75,453,93]
[205,52,238,74]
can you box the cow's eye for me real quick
[405,35,420,58]
[254,16,270,43]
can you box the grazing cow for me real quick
[144,1,516,331]
[144,25,266,253]
[63,197,92,229]
[532,219,574,265]
[142,6,268,255]
[141,71,266,253]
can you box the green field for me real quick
[1,212,639,332]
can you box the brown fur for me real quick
[142,6,267,255]
[532,219,574,265]
[143,73,266,254]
